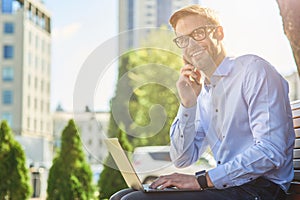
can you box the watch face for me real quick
[195,170,206,177]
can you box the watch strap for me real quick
[195,170,208,189]
[197,174,208,189]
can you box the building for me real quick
[0,0,51,197]
[52,107,110,182]
[0,0,52,164]
[119,0,199,52]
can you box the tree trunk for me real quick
[277,0,300,76]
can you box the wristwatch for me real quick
[195,170,208,190]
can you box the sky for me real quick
[44,0,297,112]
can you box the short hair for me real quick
[169,4,221,30]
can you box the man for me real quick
[110,4,294,200]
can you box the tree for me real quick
[277,0,300,75]
[47,119,93,200]
[97,27,182,199]
[98,130,133,199]
[110,27,182,147]
[0,121,31,199]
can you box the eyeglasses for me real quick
[173,25,217,48]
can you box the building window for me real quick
[146,13,153,17]
[34,77,38,89]
[2,112,13,126]
[2,0,21,14]
[3,45,14,59]
[34,119,37,130]
[41,80,44,91]
[35,56,38,69]
[48,43,51,55]
[41,39,45,53]
[2,67,14,82]
[40,100,43,112]
[28,52,32,65]
[28,31,32,44]
[2,90,13,104]
[28,74,31,87]
[27,117,30,129]
[28,96,30,108]
[4,22,14,34]
[2,0,13,13]
[34,98,37,110]
[35,35,39,49]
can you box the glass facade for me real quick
[2,90,13,104]
[1,112,13,126]
[1,0,13,13]
[127,0,134,48]
[156,0,172,27]
[2,67,14,81]
[3,45,14,58]
[1,0,21,14]
[4,22,14,33]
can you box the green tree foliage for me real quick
[98,130,133,199]
[97,27,182,199]
[0,121,31,199]
[47,119,93,200]
[111,27,182,147]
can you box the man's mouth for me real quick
[190,47,206,57]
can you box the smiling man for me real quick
[109,4,295,200]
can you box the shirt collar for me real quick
[208,56,234,85]
[213,56,234,77]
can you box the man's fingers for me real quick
[181,65,200,83]
[150,174,174,189]
[149,176,165,189]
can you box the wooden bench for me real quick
[286,100,300,199]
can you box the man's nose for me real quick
[188,37,199,47]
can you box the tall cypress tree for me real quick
[0,121,32,199]
[47,119,93,199]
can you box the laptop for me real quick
[104,138,197,192]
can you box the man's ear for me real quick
[213,26,224,40]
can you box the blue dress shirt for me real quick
[170,54,295,192]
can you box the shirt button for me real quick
[217,161,221,164]
[223,184,227,188]
[180,135,183,138]
[184,114,188,117]
[215,109,218,112]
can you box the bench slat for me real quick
[293,109,300,118]
[294,159,300,170]
[295,129,300,138]
[294,170,300,181]
[288,101,300,198]
[294,149,300,159]
[295,139,300,148]
[291,100,300,110]
[294,118,300,129]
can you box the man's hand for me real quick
[149,173,201,190]
[177,63,202,108]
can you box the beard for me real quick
[190,48,217,82]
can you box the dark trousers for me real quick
[109,177,286,200]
